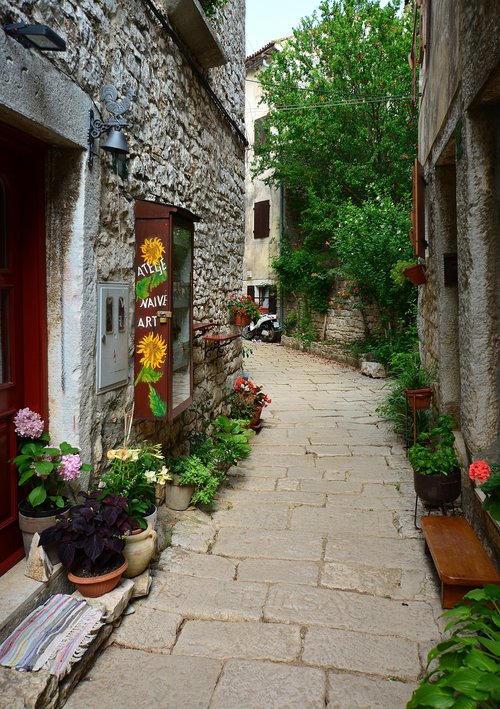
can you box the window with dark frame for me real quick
[254,116,268,146]
[253,200,270,239]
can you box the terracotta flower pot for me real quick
[249,405,263,430]
[234,313,251,327]
[68,558,128,598]
[404,264,426,285]
[123,524,157,578]
[405,387,433,410]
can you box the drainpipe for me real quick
[279,184,285,324]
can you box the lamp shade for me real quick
[101,128,129,155]
[4,23,66,51]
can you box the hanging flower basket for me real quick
[404,264,426,286]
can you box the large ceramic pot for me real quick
[164,474,195,511]
[68,558,128,598]
[413,469,461,506]
[123,524,157,578]
[18,499,71,563]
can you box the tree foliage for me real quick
[255,0,416,318]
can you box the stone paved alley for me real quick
[66,344,445,709]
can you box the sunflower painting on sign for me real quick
[134,233,169,418]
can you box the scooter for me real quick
[241,313,282,343]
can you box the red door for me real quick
[0,124,48,574]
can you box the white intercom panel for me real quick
[96,282,129,392]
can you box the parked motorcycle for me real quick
[241,313,282,343]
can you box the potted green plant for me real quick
[39,491,139,597]
[11,407,92,559]
[190,415,255,472]
[165,455,219,510]
[408,415,461,507]
[407,584,500,708]
[228,294,261,327]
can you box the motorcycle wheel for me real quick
[241,326,253,340]
[260,323,276,343]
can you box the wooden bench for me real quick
[420,516,500,608]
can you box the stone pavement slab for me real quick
[327,672,417,708]
[209,659,326,709]
[157,548,237,580]
[265,584,439,641]
[290,506,400,537]
[141,573,268,621]
[212,527,324,560]
[303,626,421,679]
[238,557,319,585]
[65,648,221,709]
[173,620,301,662]
[112,606,181,653]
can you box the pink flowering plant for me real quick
[469,460,500,521]
[11,408,91,511]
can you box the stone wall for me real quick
[0,0,246,479]
[417,0,500,553]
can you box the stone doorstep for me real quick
[0,566,152,708]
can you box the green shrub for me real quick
[408,584,500,708]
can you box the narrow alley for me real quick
[66,344,444,708]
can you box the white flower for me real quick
[144,470,157,483]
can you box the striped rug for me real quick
[0,594,103,677]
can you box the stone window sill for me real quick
[474,487,500,534]
[164,0,228,69]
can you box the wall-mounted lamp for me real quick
[88,85,134,168]
[3,22,66,51]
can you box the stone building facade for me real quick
[0,0,245,571]
[415,0,500,555]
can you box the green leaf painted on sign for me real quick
[141,367,163,383]
[136,276,152,300]
[135,271,168,301]
[149,385,167,417]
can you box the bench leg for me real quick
[441,583,474,609]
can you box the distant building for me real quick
[244,40,287,314]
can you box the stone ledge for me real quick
[164,0,228,69]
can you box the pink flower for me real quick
[14,408,44,439]
[59,453,82,481]
[469,460,491,483]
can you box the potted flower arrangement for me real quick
[11,407,92,559]
[408,415,461,507]
[39,491,139,597]
[228,377,272,429]
[228,294,261,327]
[469,459,500,519]
[98,441,171,528]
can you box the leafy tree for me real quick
[255,0,416,320]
